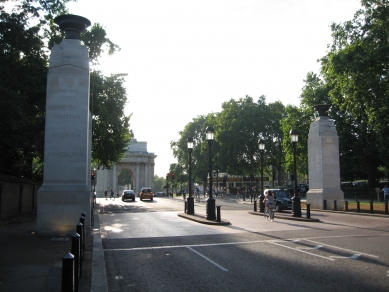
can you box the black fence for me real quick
[341,187,383,202]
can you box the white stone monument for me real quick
[37,15,92,235]
[307,104,344,209]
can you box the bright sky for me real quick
[67,0,362,177]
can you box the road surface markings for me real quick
[329,254,361,259]
[268,240,335,261]
[105,235,380,263]
[305,239,378,258]
[186,246,228,272]
[268,239,378,261]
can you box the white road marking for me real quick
[329,254,361,259]
[268,241,335,261]
[305,239,379,258]
[105,235,383,263]
[186,246,228,272]
[296,245,323,250]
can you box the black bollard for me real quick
[184,201,187,213]
[259,195,265,213]
[79,216,86,257]
[62,252,75,292]
[323,200,327,210]
[306,204,311,219]
[216,205,221,222]
[76,222,84,261]
[385,202,388,215]
[370,201,374,214]
[344,200,348,211]
[71,233,80,291]
[333,200,337,211]
[254,199,257,212]
[357,201,360,212]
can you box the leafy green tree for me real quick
[0,1,128,178]
[0,0,71,178]
[118,170,132,189]
[279,105,312,185]
[171,115,210,186]
[153,175,165,192]
[91,71,131,168]
[319,0,389,186]
[265,101,287,185]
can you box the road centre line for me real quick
[186,246,228,272]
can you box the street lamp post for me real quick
[187,137,194,214]
[258,139,265,212]
[290,129,301,217]
[206,126,216,220]
[165,173,169,198]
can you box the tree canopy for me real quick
[0,0,131,179]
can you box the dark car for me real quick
[264,189,292,212]
[154,192,165,197]
[122,190,135,202]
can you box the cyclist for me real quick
[263,190,275,221]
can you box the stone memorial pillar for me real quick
[307,104,344,209]
[37,15,92,235]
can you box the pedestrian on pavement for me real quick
[104,189,108,200]
[382,185,389,203]
[110,188,114,200]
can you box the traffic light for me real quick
[91,172,95,182]
[166,173,169,180]
[172,173,175,181]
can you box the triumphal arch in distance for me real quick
[95,139,156,196]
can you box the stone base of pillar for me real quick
[37,184,91,235]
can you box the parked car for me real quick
[140,187,153,201]
[122,190,135,202]
[341,181,353,188]
[263,189,292,212]
[154,192,165,197]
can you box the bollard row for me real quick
[61,212,87,292]
[323,199,389,215]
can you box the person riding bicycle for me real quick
[263,190,275,221]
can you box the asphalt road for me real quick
[98,197,389,292]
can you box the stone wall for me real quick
[0,174,40,220]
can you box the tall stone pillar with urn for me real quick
[307,104,344,210]
[37,15,92,234]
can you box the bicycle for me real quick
[264,204,275,221]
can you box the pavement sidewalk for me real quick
[0,204,105,292]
